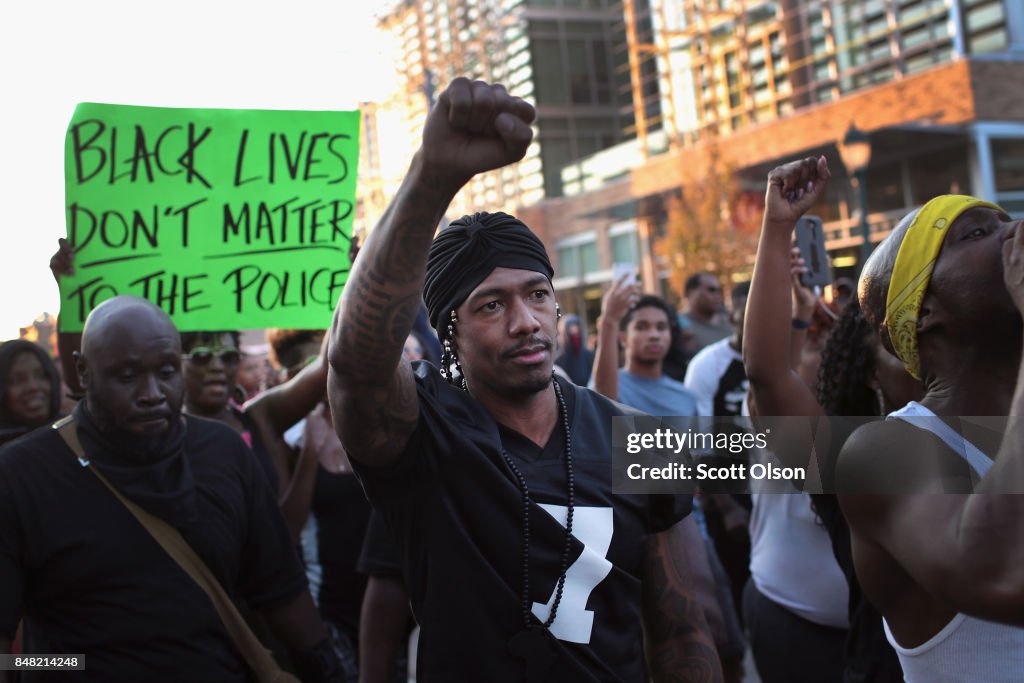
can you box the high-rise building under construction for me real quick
[376,0,651,218]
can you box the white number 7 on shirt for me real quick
[532,505,614,644]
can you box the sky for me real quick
[0,0,398,340]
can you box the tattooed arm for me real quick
[327,78,536,467]
[642,516,724,683]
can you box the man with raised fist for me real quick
[328,78,722,682]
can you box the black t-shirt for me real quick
[811,495,902,683]
[714,357,747,418]
[357,509,403,578]
[352,363,691,682]
[307,468,371,638]
[236,406,281,494]
[0,416,307,682]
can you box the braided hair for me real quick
[816,298,880,416]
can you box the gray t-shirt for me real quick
[616,369,698,416]
[679,313,733,353]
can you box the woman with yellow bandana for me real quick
[833,189,1024,682]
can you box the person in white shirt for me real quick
[684,282,749,418]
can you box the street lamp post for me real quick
[838,123,873,271]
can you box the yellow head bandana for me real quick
[885,195,1003,380]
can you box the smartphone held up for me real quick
[794,215,832,289]
[613,262,638,286]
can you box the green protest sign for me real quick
[60,103,360,332]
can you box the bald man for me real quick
[763,163,1024,682]
[0,296,339,682]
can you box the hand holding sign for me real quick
[60,104,361,332]
[50,238,75,281]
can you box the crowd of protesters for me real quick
[1,76,1022,683]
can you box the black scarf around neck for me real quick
[73,402,198,529]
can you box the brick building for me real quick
[521,0,1024,322]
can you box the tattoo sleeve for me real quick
[328,155,458,465]
[641,521,724,683]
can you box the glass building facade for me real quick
[641,0,1015,141]
[378,0,645,219]
[542,0,1024,312]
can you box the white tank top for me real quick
[882,402,1024,681]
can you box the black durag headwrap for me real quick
[423,212,554,339]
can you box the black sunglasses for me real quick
[182,347,241,367]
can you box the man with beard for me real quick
[679,273,732,356]
[0,296,339,682]
[327,78,721,682]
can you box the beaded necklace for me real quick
[503,379,575,677]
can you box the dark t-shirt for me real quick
[236,406,281,494]
[352,363,691,682]
[714,358,747,418]
[0,416,307,682]
[811,495,902,683]
[307,468,371,638]
[357,509,402,579]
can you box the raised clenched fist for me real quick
[764,156,831,231]
[420,78,536,193]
